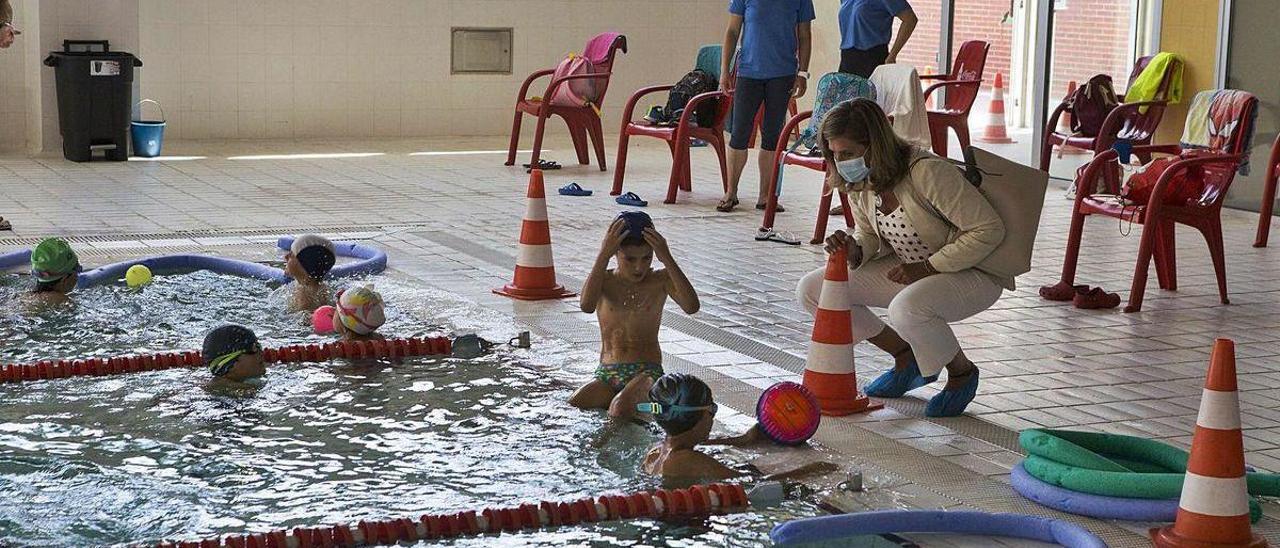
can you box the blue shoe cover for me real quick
[925,369,980,417]
[864,360,937,398]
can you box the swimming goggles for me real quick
[208,342,262,377]
[635,402,718,416]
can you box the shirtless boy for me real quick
[571,212,699,418]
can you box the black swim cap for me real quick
[296,246,336,280]
[203,324,261,376]
[648,373,714,436]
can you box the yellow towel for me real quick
[1126,52,1183,113]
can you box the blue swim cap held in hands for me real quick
[617,211,653,238]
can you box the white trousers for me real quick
[796,257,1003,376]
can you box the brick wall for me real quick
[890,0,1134,101]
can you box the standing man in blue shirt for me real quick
[839,0,917,78]
[717,0,815,214]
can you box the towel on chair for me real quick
[869,64,932,149]
[1180,89,1258,175]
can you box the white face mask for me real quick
[836,157,870,185]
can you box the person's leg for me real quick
[886,270,1003,383]
[796,257,903,346]
[724,78,767,210]
[608,373,655,418]
[569,379,618,410]
[755,76,796,208]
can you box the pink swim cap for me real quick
[312,305,336,334]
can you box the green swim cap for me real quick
[30,238,81,283]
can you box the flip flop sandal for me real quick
[1039,282,1091,302]
[828,205,844,216]
[690,139,709,147]
[716,198,739,212]
[756,203,785,213]
[0,217,10,231]
[558,182,593,196]
[615,192,647,207]
[754,228,801,245]
[523,159,561,172]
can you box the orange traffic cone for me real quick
[802,248,882,416]
[1058,80,1088,155]
[1151,339,1268,548]
[493,169,576,301]
[977,72,1015,144]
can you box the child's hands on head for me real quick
[599,219,627,259]
[641,227,672,263]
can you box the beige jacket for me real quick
[845,150,1014,290]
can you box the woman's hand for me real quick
[886,261,936,285]
[823,230,863,268]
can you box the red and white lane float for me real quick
[146,482,781,547]
[0,336,454,384]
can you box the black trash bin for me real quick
[43,40,142,162]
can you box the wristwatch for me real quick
[797,71,810,80]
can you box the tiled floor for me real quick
[2,135,1279,544]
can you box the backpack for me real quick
[800,72,875,151]
[1068,74,1120,137]
[664,69,719,127]
[549,53,599,108]
[1121,151,1220,206]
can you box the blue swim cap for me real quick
[617,211,653,240]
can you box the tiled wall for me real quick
[136,0,729,140]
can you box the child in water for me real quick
[285,234,336,312]
[333,285,386,341]
[572,212,699,419]
[641,374,836,481]
[25,238,81,307]
[203,324,266,387]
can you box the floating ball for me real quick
[756,382,821,446]
[125,265,153,288]
[312,305,336,334]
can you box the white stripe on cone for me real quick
[805,341,854,375]
[816,278,851,311]
[516,243,554,268]
[524,198,548,222]
[1178,472,1251,517]
[1195,388,1243,430]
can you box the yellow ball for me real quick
[125,264,153,288]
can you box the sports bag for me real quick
[1068,74,1120,137]
[664,69,719,127]
[549,53,599,108]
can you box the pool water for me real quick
[0,270,826,546]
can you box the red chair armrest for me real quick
[772,110,815,154]
[620,84,677,125]
[516,69,556,102]
[918,74,948,80]
[1045,101,1070,136]
[1129,144,1183,157]
[922,79,981,101]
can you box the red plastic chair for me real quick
[612,45,734,204]
[1038,55,1182,172]
[1252,132,1280,247]
[1042,90,1258,313]
[919,41,988,158]
[506,33,628,171]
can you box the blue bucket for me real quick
[130,99,166,158]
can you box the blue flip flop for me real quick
[558,182,593,196]
[616,191,647,207]
[925,368,980,417]
[864,359,937,398]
